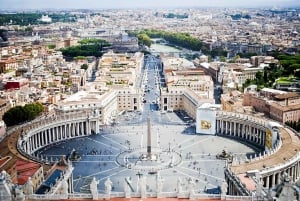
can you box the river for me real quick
[150,43,181,53]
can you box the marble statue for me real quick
[188,178,195,196]
[124,177,131,198]
[221,180,228,195]
[24,177,33,195]
[177,177,183,194]
[90,177,99,200]
[61,178,68,195]
[157,177,163,194]
[104,177,112,195]
[139,175,147,198]
[255,173,263,197]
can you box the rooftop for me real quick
[230,127,300,174]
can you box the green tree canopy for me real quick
[3,102,43,126]
[137,33,152,47]
[60,39,110,58]
[128,29,206,52]
[81,63,88,70]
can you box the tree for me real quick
[60,39,110,58]
[3,102,43,126]
[127,29,206,52]
[263,67,268,82]
[81,64,88,70]
[137,33,151,47]
[48,44,56,49]
[255,71,263,85]
[220,56,226,62]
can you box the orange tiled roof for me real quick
[15,160,41,185]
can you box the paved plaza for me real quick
[39,111,255,194]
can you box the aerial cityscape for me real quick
[0,1,300,201]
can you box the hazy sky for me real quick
[1,0,300,10]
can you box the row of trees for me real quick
[277,54,300,76]
[163,13,189,19]
[0,13,76,26]
[3,102,44,127]
[60,39,110,58]
[128,29,208,53]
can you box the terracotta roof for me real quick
[15,160,41,185]
[269,101,300,112]
[238,174,256,191]
[274,92,300,100]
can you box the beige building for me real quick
[220,90,243,112]
[243,90,300,124]
[54,86,142,125]
[54,51,145,125]
[98,51,144,87]
[116,87,142,112]
[160,87,214,119]
[14,160,44,194]
[54,90,118,125]
[160,55,215,119]
[250,56,278,67]
[196,62,264,89]
[0,59,18,73]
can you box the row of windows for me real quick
[118,91,131,94]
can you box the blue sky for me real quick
[1,0,299,10]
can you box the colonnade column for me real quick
[265,176,270,188]
[276,172,281,185]
[272,174,275,187]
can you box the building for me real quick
[5,78,28,90]
[243,90,300,124]
[98,51,144,87]
[196,103,221,134]
[39,15,52,23]
[160,55,215,118]
[0,59,18,73]
[14,160,44,194]
[250,56,278,67]
[220,90,243,112]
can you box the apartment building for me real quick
[98,51,144,87]
[160,55,215,119]
[14,160,44,194]
[0,59,18,73]
[243,89,300,123]
[250,56,278,67]
[220,90,243,112]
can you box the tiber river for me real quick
[150,39,182,53]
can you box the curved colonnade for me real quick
[17,112,100,163]
[216,111,300,196]
[13,110,300,197]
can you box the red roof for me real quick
[238,174,256,191]
[15,160,41,185]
